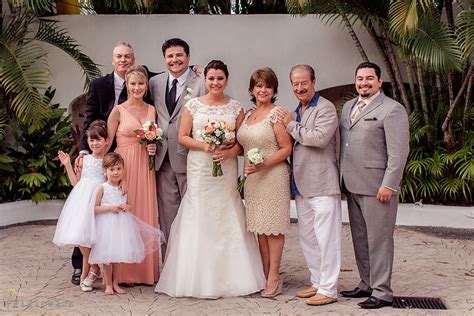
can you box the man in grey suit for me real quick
[339,62,409,309]
[279,65,341,306]
[149,38,205,256]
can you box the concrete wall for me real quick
[44,14,383,110]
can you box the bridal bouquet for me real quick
[237,148,264,194]
[134,121,163,170]
[197,119,235,177]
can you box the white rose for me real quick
[156,128,163,137]
[248,148,264,165]
[225,131,235,141]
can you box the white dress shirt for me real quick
[114,71,125,106]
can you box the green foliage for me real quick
[0,2,101,136]
[0,88,74,203]
[399,12,463,73]
[0,13,52,130]
[455,8,474,62]
[400,112,473,205]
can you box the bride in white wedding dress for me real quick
[155,60,265,298]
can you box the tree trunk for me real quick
[442,65,473,151]
[435,75,443,111]
[403,55,417,113]
[462,72,473,133]
[365,26,399,100]
[380,26,411,111]
[444,0,456,106]
[415,62,434,146]
[334,0,369,62]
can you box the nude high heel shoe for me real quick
[261,279,283,298]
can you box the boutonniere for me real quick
[184,87,194,100]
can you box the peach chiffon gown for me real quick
[114,104,159,285]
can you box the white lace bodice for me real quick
[100,182,127,206]
[81,155,105,181]
[185,98,243,140]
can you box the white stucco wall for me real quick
[45,14,383,110]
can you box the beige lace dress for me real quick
[237,107,290,235]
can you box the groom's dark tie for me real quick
[166,78,178,115]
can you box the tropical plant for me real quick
[0,88,74,203]
[0,0,101,133]
[401,112,473,205]
[82,0,288,14]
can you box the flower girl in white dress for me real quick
[53,120,107,292]
[89,152,162,295]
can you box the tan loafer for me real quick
[306,293,337,306]
[296,286,318,298]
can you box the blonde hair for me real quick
[125,65,148,98]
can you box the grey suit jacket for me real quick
[339,92,409,196]
[149,68,206,173]
[286,96,341,198]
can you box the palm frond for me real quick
[389,0,419,37]
[401,13,463,73]
[417,175,440,198]
[0,108,8,141]
[0,37,51,128]
[34,19,102,89]
[9,0,54,12]
[1,10,32,44]
[455,8,474,62]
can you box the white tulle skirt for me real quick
[52,178,102,248]
[89,211,163,265]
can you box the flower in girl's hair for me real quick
[133,121,163,170]
[196,119,235,177]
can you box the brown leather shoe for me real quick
[296,286,318,298]
[306,293,337,306]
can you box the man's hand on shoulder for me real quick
[74,152,86,174]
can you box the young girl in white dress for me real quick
[89,152,161,295]
[53,120,108,292]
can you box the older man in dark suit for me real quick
[339,62,409,309]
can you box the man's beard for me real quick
[358,85,372,98]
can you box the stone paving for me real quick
[0,224,473,315]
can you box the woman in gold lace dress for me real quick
[237,68,292,298]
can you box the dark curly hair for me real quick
[204,60,229,78]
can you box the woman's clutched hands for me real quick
[147,143,157,156]
[213,148,232,165]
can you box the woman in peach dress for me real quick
[107,65,159,285]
